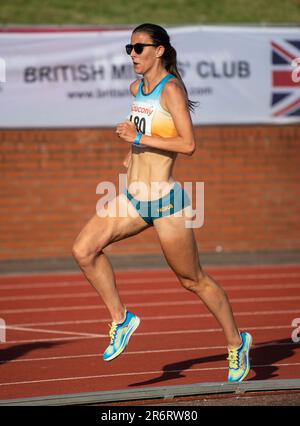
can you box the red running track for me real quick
[0,264,300,401]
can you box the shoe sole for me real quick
[103,316,140,362]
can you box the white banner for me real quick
[0,25,300,127]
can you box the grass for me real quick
[0,0,300,25]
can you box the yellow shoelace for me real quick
[227,349,239,369]
[108,322,118,344]
[108,309,127,344]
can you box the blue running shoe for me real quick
[103,310,140,362]
[227,331,252,382]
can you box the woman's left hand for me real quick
[116,120,137,143]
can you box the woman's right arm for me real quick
[122,79,140,168]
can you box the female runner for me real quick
[72,23,252,382]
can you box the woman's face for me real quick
[130,31,163,75]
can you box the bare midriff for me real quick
[127,145,177,201]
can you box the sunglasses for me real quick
[125,43,157,55]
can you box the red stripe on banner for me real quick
[271,41,297,62]
[0,26,131,33]
[272,96,300,117]
[272,71,300,87]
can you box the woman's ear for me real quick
[156,45,165,58]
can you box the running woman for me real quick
[72,23,252,382]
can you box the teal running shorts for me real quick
[124,182,190,225]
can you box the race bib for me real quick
[128,101,155,136]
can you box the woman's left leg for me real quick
[153,212,242,349]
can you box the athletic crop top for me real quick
[128,73,178,146]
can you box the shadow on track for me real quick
[129,338,300,387]
[0,341,67,365]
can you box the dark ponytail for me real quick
[163,45,199,113]
[132,23,199,113]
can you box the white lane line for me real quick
[10,309,300,328]
[137,325,294,336]
[1,271,300,290]
[1,324,296,345]
[1,295,300,315]
[4,326,100,338]
[1,283,300,302]
[2,341,299,364]
[1,363,300,387]
[1,336,98,344]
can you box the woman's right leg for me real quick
[72,193,150,323]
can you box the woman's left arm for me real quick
[116,82,196,156]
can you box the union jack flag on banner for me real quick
[271,39,300,117]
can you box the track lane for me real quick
[0,265,300,401]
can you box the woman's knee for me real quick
[178,270,209,293]
[72,234,109,267]
[72,240,95,267]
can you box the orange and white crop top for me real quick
[128,73,178,144]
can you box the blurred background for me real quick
[0,0,300,273]
[1,0,300,25]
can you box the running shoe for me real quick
[227,331,252,382]
[103,310,140,361]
